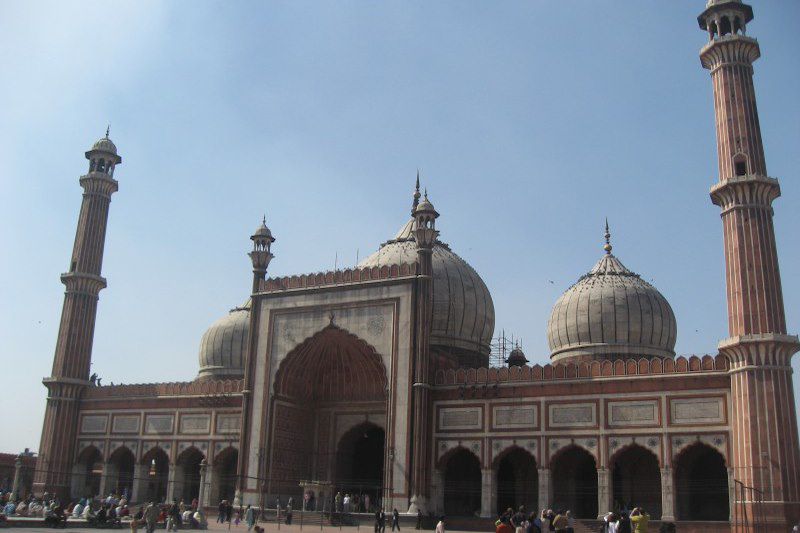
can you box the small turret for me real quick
[249,216,275,293]
[413,190,439,249]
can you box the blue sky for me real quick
[0,1,798,453]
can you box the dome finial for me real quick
[412,170,421,215]
[105,125,110,139]
[603,218,612,254]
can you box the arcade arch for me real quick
[211,447,238,505]
[107,446,136,497]
[551,446,597,519]
[335,422,385,504]
[440,447,481,516]
[141,447,170,503]
[175,447,204,502]
[74,446,103,498]
[674,443,729,521]
[610,445,661,519]
[495,447,538,515]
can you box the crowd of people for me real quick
[0,489,211,530]
[495,505,653,533]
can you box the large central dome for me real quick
[359,199,495,363]
[547,236,677,363]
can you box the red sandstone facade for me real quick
[32,3,797,532]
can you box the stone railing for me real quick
[82,378,244,398]
[262,262,419,293]
[434,355,728,386]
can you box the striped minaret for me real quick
[698,1,800,530]
[33,132,121,499]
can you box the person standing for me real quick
[551,510,568,533]
[629,508,649,533]
[415,509,423,530]
[245,505,255,532]
[435,516,445,533]
[391,508,400,532]
[144,502,159,533]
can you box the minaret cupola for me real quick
[85,127,122,176]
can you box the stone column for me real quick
[727,467,736,523]
[203,467,214,509]
[11,455,23,501]
[430,469,444,515]
[166,463,177,503]
[98,462,111,498]
[597,467,611,518]
[660,467,675,522]
[480,468,495,518]
[131,463,148,504]
[197,460,208,510]
[537,468,551,512]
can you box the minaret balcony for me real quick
[709,174,780,211]
[700,34,760,70]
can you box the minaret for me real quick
[409,187,438,513]
[236,216,275,507]
[698,1,800,528]
[33,132,121,498]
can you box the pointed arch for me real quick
[440,447,481,516]
[674,442,729,520]
[609,444,662,519]
[550,445,598,519]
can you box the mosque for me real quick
[31,1,800,531]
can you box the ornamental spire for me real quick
[603,218,612,254]
[411,170,421,216]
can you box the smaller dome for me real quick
[197,301,251,379]
[507,347,528,367]
[252,218,274,240]
[415,195,437,215]
[91,136,118,155]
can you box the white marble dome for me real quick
[359,216,495,358]
[547,250,677,363]
[197,300,250,379]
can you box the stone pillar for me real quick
[480,467,495,518]
[98,462,111,498]
[597,467,611,518]
[131,463,148,504]
[728,467,736,523]
[537,468,551,512]
[203,467,214,509]
[11,455,23,501]
[166,464,177,503]
[660,467,675,522]
[197,460,208,510]
[430,469,444,515]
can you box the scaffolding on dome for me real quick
[488,330,522,368]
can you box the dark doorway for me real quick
[142,448,169,503]
[77,447,103,498]
[551,446,598,518]
[177,448,204,502]
[213,447,238,504]
[335,423,385,504]
[611,446,661,518]
[443,448,481,516]
[110,447,136,498]
[675,444,729,520]
[496,448,538,515]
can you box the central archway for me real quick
[675,443,729,520]
[496,448,538,515]
[551,446,598,519]
[442,448,481,516]
[335,423,385,504]
[611,446,661,518]
[270,325,389,502]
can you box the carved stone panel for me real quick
[548,403,596,428]
[670,397,725,425]
[180,414,211,434]
[215,414,241,434]
[608,400,658,427]
[493,405,537,429]
[144,414,174,435]
[112,415,140,434]
[81,415,108,434]
[438,407,483,431]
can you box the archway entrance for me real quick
[270,325,388,503]
[75,446,103,498]
[551,446,597,519]
[496,448,538,515]
[212,447,238,505]
[675,444,728,520]
[335,423,385,504]
[108,447,136,498]
[176,447,204,502]
[142,447,170,503]
[442,448,481,516]
[611,446,661,518]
